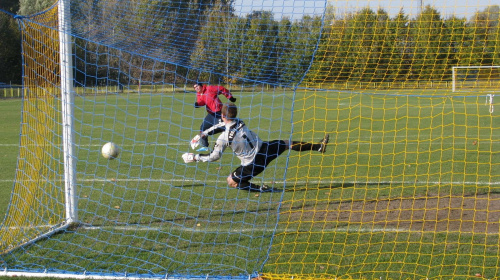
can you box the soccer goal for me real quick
[452,66,500,92]
[1,0,500,279]
[452,66,499,113]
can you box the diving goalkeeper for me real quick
[182,102,329,192]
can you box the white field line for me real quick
[2,223,407,234]
[0,143,185,147]
[81,225,408,233]
[1,138,500,147]
[0,178,498,185]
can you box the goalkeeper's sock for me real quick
[291,135,329,153]
[237,181,262,192]
[291,141,320,151]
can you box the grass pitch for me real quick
[1,88,499,279]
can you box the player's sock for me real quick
[237,181,261,192]
[196,146,209,152]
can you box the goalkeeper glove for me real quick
[190,134,202,150]
[182,153,200,163]
[229,97,236,102]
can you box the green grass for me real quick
[1,88,499,279]
[0,99,21,217]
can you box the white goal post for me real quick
[59,0,78,225]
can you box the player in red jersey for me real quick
[193,83,236,151]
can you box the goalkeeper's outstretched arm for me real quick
[201,121,225,137]
[183,137,227,163]
[190,121,226,149]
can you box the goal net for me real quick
[1,0,500,279]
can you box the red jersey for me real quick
[196,85,234,114]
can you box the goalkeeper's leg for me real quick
[290,134,329,153]
[227,166,259,190]
[227,177,274,193]
[237,181,267,192]
[227,166,274,192]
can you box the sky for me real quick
[233,0,498,20]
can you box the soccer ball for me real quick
[101,142,120,160]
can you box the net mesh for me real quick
[1,0,499,279]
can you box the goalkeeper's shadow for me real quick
[172,183,207,188]
[173,182,359,192]
[284,182,355,192]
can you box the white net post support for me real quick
[487,94,494,113]
[452,66,456,92]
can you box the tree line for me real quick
[0,0,54,85]
[1,1,499,87]
[191,4,500,85]
[70,2,500,87]
[0,0,22,85]
[307,5,500,84]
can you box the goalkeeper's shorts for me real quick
[230,140,287,183]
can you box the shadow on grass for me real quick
[285,182,357,192]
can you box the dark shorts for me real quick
[231,140,288,183]
[200,111,223,134]
[199,112,224,147]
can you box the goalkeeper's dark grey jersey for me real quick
[197,119,263,166]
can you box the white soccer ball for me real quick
[101,142,120,160]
